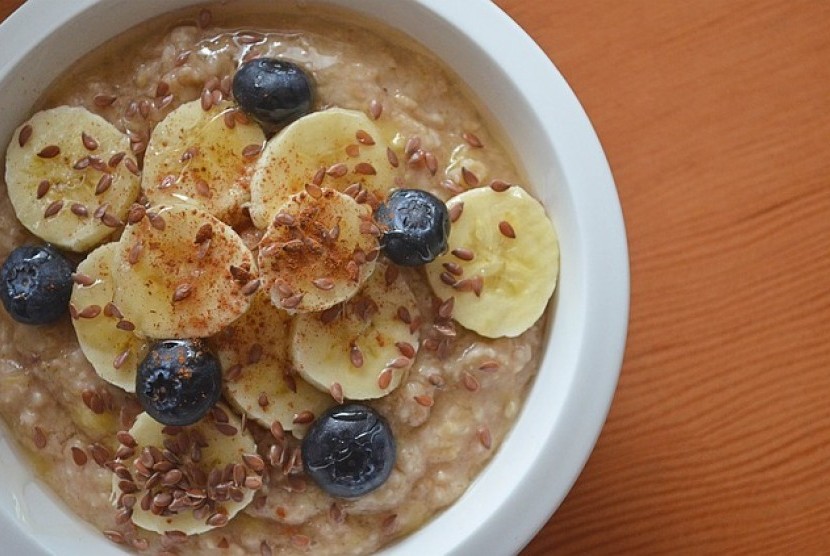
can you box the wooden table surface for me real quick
[2,0,829,554]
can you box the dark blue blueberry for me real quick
[375,189,450,266]
[0,244,73,324]
[232,58,315,130]
[136,339,222,426]
[302,404,396,498]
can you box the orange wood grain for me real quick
[3,0,830,554]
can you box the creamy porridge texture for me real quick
[0,3,558,555]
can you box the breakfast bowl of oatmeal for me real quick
[0,0,628,555]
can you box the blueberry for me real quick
[302,404,396,498]
[136,339,222,426]
[232,58,315,130]
[375,189,450,266]
[0,244,73,325]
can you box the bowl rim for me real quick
[0,1,629,555]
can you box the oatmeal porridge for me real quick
[0,2,559,554]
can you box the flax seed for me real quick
[356,129,375,145]
[241,279,261,296]
[477,425,492,449]
[101,212,123,228]
[124,157,140,176]
[71,272,94,286]
[463,131,483,148]
[349,343,364,367]
[328,381,344,404]
[463,371,480,392]
[326,162,347,178]
[385,146,400,168]
[441,178,464,194]
[104,530,126,545]
[94,94,117,107]
[282,294,303,309]
[354,162,377,175]
[112,349,130,369]
[490,179,511,192]
[270,420,285,443]
[452,247,474,261]
[242,453,265,473]
[404,136,421,156]
[116,320,136,332]
[407,149,424,169]
[18,124,33,147]
[35,179,51,199]
[377,368,393,390]
[369,98,383,120]
[79,304,102,318]
[147,212,166,230]
[305,182,323,198]
[312,277,335,291]
[498,220,516,238]
[242,144,262,158]
[172,283,192,302]
[461,166,479,187]
[439,271,457,286]
[94,173,113,195]
[293,410,314,425]
[345,143,360,158]
[360,221,381,236]
[216,423,238,436]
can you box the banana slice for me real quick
[5,106,141,252]
[112,205,258,339]
[211,292,335,435]
[257,188,378,313]
[291,262,420,400]
[142,100,265,224]
[70,242,149,392]
[249,107,398,229]
[425,185,559,338]
[113,407,262,535]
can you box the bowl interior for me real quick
[0,1,628,555]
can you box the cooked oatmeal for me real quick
[0,3,549,554]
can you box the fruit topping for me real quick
[232,58,315,130]
[425,185,559,338]
[375,188,450,266]
[136,339,222,426]
[0,244,73,324]
[302,403,396,498]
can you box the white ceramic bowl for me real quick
[0,1,628,554]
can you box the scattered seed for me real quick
[215,423,238,437]
[350,344,364,368]
[113,349,130,369]
[159,174,176,190]
[386,147,399,168]
[407,150,424,168]
[448,204,465,226]
[138,99,152,119]
[463,131,483,148]
[312,277,335,291]
[424,151,438,175]
[377,368,393,390]
[70,446,88,466]
[68,203,89,219]
[242,144,262,158]
[81,131,99,151]
[359,221,381,236]
[223,110,237,129]
[94,173,113,196]
[93,94,117,107]
[38,145,60,159]
[438,297,455,319]
[226,364,243,382]
[89,443,110,467]
[198,7,212,27]
[194,179,211,197]
[73,157,91,170]
[116,320,136,332]
[404,136,421,156]
[441,179,464,195]
[195,223,213,244]
[439,271,457,286]
[498,220,516,238]
[461,166,479,187]
[329,382,344,404]
[147,212,166,230]
[103,530,126,545]
[396,306,412,324]
[242,453,265,473]
[212,89,223,105]
[354,162,377,175]
[281,294,303,309]
[291,535,311,549]
[293,410,314,425]
[369,98,383,120]
[125,100,138,118]
[72,272,94,286]
[127,241,143,265]
[36,179,51,199]
[326,162,348,178]
[200,88,213,111]
[241,279,261,296]
[395,342,416,359]
[452,247,475,261]
[477,425,492,449]
[89,157,108,171]
[172,283,193,302]
[101,212,123,228]
[180,146,199,163]
[490,179,510,192]
[305,182,323,198]
[78,304,102,319]
[206,512,228,527]
[479,360,500,372]
[256,392,269,408]
[124,157,140,176]
[356,129,375,145]
[463,371,480,392]
[345,143,360,157]
[33,427,47,449]
[18,124,33,147]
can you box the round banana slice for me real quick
[211,292,334,435]
[70,242,149,392]
[291,262,420,400]
[112,205,258,339]
[249,107,398,229]
[113,408,262,535]
[142,100,265,224]
[425,185,559,338]
[5,106,141,252]
[257,188,378,313]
